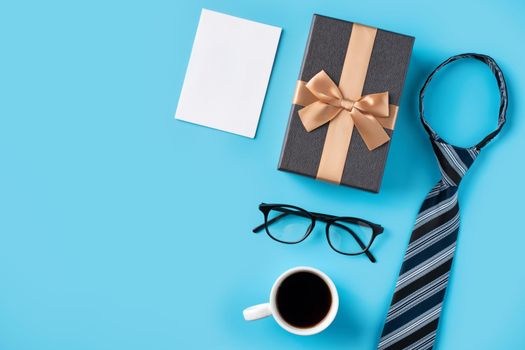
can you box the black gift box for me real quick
[278,15,414,192]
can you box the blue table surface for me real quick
[1,0,524,349]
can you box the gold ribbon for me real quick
[291,24,399,184]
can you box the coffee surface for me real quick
[276,271,332,328]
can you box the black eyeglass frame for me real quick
[252,203,384,263]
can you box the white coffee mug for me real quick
[243,266,339,336]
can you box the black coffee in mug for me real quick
[276,271,332,328]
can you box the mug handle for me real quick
[243,303,272,321]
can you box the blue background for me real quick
[1,0,524,349]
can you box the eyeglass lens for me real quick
[327,220,374,254]
[265,206,312,243]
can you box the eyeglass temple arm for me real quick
[252,212,290,233]
[332,222,376,263]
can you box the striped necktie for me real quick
[378,53,508,350]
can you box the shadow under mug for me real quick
[243,266,339,335]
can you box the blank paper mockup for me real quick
[175,9,282,138]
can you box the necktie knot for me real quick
[431,140,479,187]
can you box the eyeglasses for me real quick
[252,203,384,263]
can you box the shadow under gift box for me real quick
[278,15,414,193]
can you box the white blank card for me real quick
[175,9,282,138]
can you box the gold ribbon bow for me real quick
[294,70,391,150]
